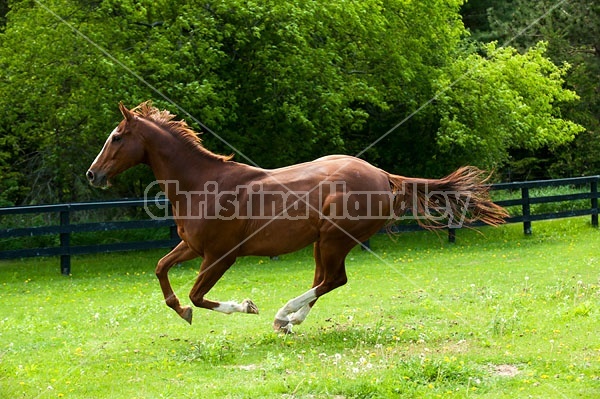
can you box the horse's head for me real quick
[86,103,147,187]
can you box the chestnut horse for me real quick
[87,101,507,332]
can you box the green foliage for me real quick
[0,0,138,203]
[435,42,584,170]
[0,0,588,205]
[462,0,600,178]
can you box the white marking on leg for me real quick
[213,301,244,314]
[212,299,258,315]
[289,304,312,325]
[275,288,317,321]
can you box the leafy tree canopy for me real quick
[0,0,586,205]
[462,0,600,178]
[435,42,584,170]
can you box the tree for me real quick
[462,0,600,178]
[0,0,587,205]
[0,0,469,203]
[0,0,182,204]
[434,42,584,171]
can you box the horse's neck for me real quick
[146,132,230,191]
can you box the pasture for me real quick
[1,219,598,398]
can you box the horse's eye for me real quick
[112,135,122,143]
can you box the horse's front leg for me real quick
[189,254,260,315]
[155,240,200,324]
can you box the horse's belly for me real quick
[237,219,318,257]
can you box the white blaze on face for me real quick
[92,126,119,166]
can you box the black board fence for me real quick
[1,176,598,275]
[0,199,179,275]
[491,176,598,231]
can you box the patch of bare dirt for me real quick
[490,364,519,377]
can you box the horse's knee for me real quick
[155,258,170,278]
[190,297,203,308]
[189,292,204,308]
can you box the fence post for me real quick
[166,203,179,245]
[170,223,179,242]
[521,187,532,235]
[592,179,598,228]
[60,207,71,275]
[448,227,456,243]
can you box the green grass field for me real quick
[1,218,599,398]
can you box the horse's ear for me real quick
[119,102,134,122]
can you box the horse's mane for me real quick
[131,101,233,161]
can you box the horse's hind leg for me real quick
[156,241,199,324]
[276,242,324,330]
[274,240,352,333]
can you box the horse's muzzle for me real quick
[86,169,109,188]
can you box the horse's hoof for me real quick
[273,318,293,334]
[243,299,259,315]
[181,306,193,325]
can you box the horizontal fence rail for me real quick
[490,176,599,235]
[0,199,179,275]
[1,176,598,274]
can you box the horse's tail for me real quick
[388,166,508,229]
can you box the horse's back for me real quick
[270,154,393,235]
[264,154,389,190]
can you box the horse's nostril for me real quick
[86,170,94,181]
